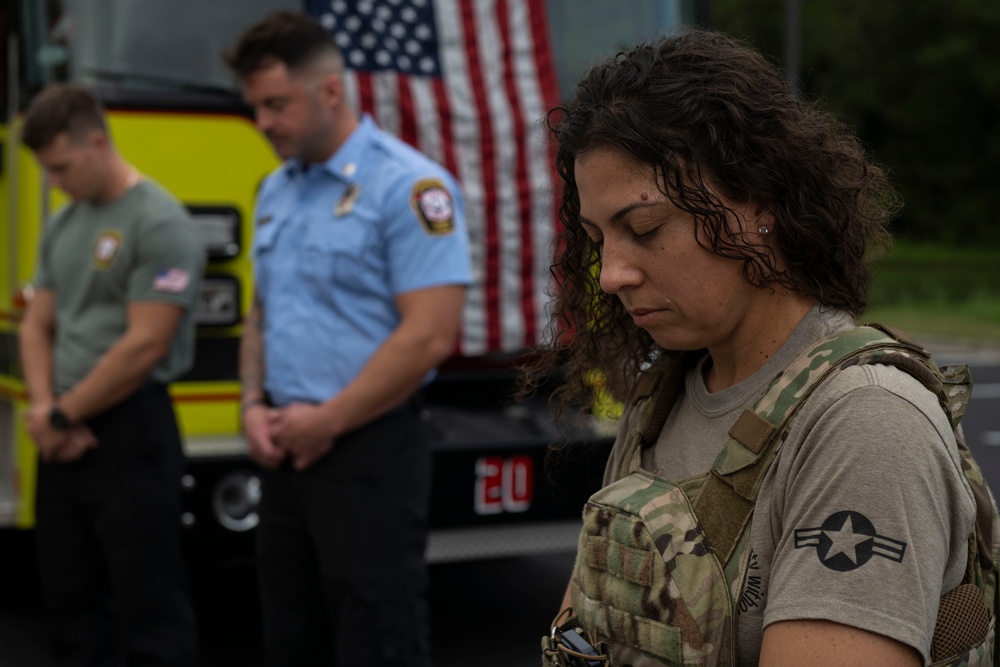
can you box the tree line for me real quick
[712,0,1000,245]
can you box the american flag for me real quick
[307,0,560,355]
[153,267,191,293]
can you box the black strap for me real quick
[637,352,701,449]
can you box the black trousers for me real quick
[35,384,198,667]
[256,401,432,667]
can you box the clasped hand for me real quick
[24,403,98,464]
[242,403,335,471]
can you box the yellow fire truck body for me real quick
[0,0,691,560]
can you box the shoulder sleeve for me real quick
[761,364,976,661]
[33,206,74,289]
[251,171,283,256]
[255,168,284,213]
[128,201,206,309]
[34,232,55,290]
[381,169,472,294]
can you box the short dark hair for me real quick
[22,83,108,151]
[532,29,900,408]
[223,10,341,78]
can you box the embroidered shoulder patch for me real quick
[153,268,191,293]
[410,178,455,235]
[93,230,123,270]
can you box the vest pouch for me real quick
[571,471,735,666]
[929,583,995,667]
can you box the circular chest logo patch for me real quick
[93,230,123,269]
[410,178,455,235]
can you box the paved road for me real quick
[192,550,575,666]
[3,343,998,667]
[0,541,573,667]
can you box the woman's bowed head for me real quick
[536,29,900,406]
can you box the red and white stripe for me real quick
[341,0,560,356]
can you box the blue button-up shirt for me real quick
[252,115,471,406]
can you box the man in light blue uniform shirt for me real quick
[226,11,470,667]
[253,113,468,406]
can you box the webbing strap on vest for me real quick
[633,326,929,567]
[637,351,700,448]
[694,437,768,565]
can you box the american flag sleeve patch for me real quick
[153,268,191,293]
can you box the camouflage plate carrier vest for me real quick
[543,325,1000,667]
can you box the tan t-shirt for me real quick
[603,305,975,665]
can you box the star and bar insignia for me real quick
[794,510,907,572]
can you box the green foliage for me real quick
[870,243,1000,305]
[866,242,1000,340]
[712,0,1000,245]
[864,303,1000,341]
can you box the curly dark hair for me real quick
[528,29,900,410]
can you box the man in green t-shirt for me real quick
[18,83,203,667]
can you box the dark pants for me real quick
[256,401,432,667]
[35,384,199,667]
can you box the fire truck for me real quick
[0,0,693,562]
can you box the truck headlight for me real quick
[195,275,241,327]
[188,205,241,259]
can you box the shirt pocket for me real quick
[302,220,374,292]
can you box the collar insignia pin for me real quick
[334,183,360,216]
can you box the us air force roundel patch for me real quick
[410,178,455,235]
[794,510,907,572]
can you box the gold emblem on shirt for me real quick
[334,183,361,216]
[93,230,123,270]
[410,178,455,235]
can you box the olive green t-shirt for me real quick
[34,180,205,394]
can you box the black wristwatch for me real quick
[49,406,72,431]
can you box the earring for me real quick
[757,224,770,235]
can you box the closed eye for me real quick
[629,224,661,244]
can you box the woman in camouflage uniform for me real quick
[534,29,997,667]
